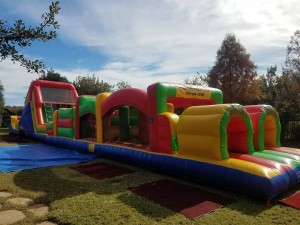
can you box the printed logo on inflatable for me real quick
[176,85,211,99]
[228,105,249,120]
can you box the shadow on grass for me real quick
[13,164,129,201]
[12,160,288,220]
[13,161,177,220]
[272,185,300,202]
[117,192,175,219]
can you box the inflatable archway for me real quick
[246,105,300,158]
[177,104,254,160]
[96,88,149,145]
[75,95,96,140]
[245,105,281,150]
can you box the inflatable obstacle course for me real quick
[8,80,300,199]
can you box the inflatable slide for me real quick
[8,80,300,199]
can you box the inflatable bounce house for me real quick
[9,80,300,200]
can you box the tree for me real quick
[206,33,261,104]
[5,106,23,115]
[259,65,279,106]
[286,30,300,72]
[274,71,300,117]
[184,73,207,86]
[279,30,300,141]
[0,1,60,75]
[278,30,300,116]
[73,75,114,95]
[257,31,300,142]
[114,80,131,91]
[38,69,69,83]
[258,65,299,116]
[0,80,4,113]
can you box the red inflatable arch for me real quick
[100,88,149,145]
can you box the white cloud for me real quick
[56,0,298,72]
[0,60,38,106]
[56,61,188,91]
[0,0,299,105]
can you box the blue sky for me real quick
[0,0,299,106]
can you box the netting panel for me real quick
[40,87,75,104]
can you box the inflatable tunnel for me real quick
[75,96,96,140]
[177,104,254,160]
[245,105,300,158]
[176,104,299,187]
[96,88,149,146]
[245,105,281,150]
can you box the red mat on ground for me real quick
[129,179,232,218]
[279,192,300,210]
[70,162,134,179]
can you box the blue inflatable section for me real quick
[94,144,291,199]
[0,143,95,172]
[19,102,35,136]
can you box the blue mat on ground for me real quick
[0,143,95,172]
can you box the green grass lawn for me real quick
[0,157,299,225]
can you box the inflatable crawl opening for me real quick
[102,105,149,146]
[245,105,281,150]
[99,88,149,148]
[264,114,279,148]
[225,105,255,156]
[227,117,251,154]
[177,104,254,160]
[75,96,96,140]
[80,113,96,140]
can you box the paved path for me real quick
[0,191,56,225]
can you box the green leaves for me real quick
[38,69,69,83]
[286,30,300,72]
[0,1,60,75]
[206,33,260,104]
[115,81,131,91]
[73,75,114,95]
[0,80,4,112]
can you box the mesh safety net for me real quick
[40,87,75,104]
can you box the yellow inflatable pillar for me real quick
[96,92,111,143]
